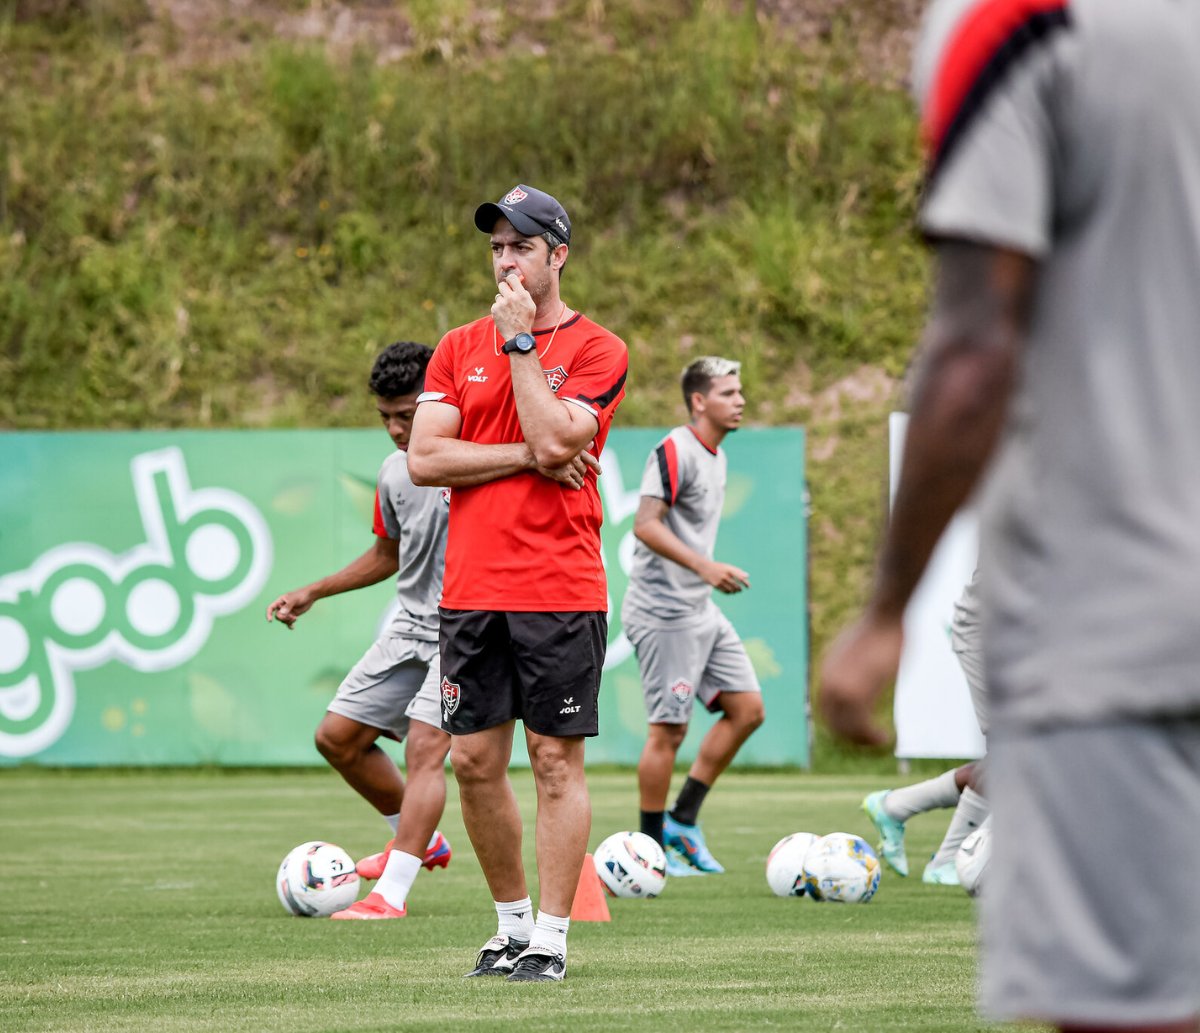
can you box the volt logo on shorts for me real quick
[559,696,581,715]
[441,677,461,717]
[0,448,272,758]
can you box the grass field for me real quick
[0,767,1029,1032]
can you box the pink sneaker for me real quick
[422,831,452,872]
[354,838,396,881]
[354,832,452,880]
[330,891,407,920]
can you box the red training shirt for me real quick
[418,312,628,612]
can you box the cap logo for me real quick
[502,187,528,205]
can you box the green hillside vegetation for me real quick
[1,1,931,756]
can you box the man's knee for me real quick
[726,694,765,733]
[450,740,507,786]
[314,717,360,767]
[528,736,585,796]
[647,723,688,751]
[405,723,451,776]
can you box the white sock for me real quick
[495,897,534,942]
[384,812,400,834]
[375,851,421,909]
[529,910,570,958]
[883,770,961,822]
[930,787,990,867]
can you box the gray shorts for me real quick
[625,608,760,725]
[981,716,1200,1026]
[951,635,988,736]
[327,633,442,741]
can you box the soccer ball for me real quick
[955,821,992,898]
[593,831,667,898]
[765,832,820,897]
[276,841,360,917]
[802,832,882,903]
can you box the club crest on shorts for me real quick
[502,187,528,205]
[441,676,462,716]
[669,679,693,704]
[543,365,568,392]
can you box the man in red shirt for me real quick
[408,184,627,984]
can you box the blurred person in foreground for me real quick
[408,184,628,983]
[820,2,1200,1031]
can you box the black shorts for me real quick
[438,609,607,737]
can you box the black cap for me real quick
[474,184,572,245]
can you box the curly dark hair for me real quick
[369,341,434,397]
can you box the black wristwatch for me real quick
[502,332,537,355]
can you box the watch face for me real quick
[508,333,536,353]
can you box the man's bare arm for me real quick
[870,242,1035,620]
[633,496,749,593]
[819,241,1036,745]
[266,535,399,629]
[492,272,601,468]
[407,399,596,489]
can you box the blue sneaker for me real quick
[862,790,909,877]
[663,814,725,873]
[664,846,704,878]
[922,859,961,886]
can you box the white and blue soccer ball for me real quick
[276,841,360,917]
[803,832,882,903]
[955,820,992,898]
[765,832,821,898]
[593,831,667,899]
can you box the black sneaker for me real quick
[464,935,529,978]
[505,946,566,983]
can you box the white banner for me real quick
[889,413,986,760]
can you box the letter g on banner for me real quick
[0,448,272,758]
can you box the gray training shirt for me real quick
[622,425,727,628]
[915,0,1200,728]
[373,449,448,642]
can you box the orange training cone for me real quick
[570,853,611,922]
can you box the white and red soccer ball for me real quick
[276,841,359,917]
[593,831,667,899]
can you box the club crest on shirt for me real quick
[669,679,693,704]
[543,365,568,392]
[441,676,462,716]
[503,187,528,205]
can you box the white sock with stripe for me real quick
[495,897,534,942]
[929,787,990,868]
[529,911,570,958]
[882,770,960,822]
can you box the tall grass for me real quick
[1,1,932,752]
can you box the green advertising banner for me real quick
[0,429,808,767]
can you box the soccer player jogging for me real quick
[821,3,1200,1030]
[408,184,627,983]
[622,357,765,877]
[266,342,453,920]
